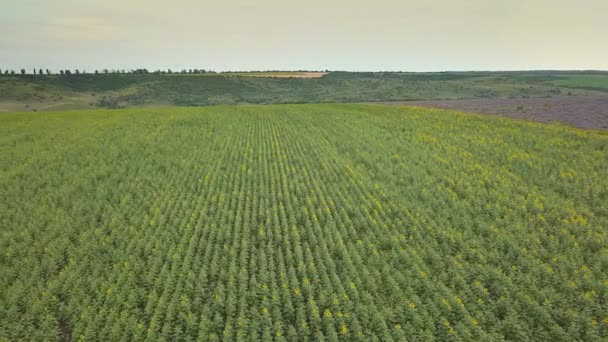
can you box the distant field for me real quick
[221,71,327,78]
[389,95,608,130]
[1,104,607,340]
[550,75,608,91]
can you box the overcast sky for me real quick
[1,0,607,71]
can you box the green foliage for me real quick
[1,104,607,340]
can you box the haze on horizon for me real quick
[1,0,607,72]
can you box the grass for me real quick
[2,71,607,111]
[550,75,608,91]
[1,104,607,340]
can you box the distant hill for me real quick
[1,71,607,112]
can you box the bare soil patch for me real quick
[226,72,328,78]
[381,95,608,130]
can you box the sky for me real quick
[1,0,607,72]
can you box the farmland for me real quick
[1,104,607,341]
[219,72,327,78]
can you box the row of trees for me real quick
[0,69,328,76]
[0,68,214,76]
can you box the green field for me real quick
[1,104,607,341]
[549,75,608,91]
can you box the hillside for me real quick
[1,104,607,340]
[1,71,608,112]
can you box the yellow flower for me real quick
[294,288,300,296]
[341,325,348,334]
[262,308,268,314]
[409,303,416,309]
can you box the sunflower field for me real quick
[1,104,607,341]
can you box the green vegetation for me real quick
[2,71,608,112]
[549,75,608,91]
[1,104,607,340]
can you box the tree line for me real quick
[0,68,214,76]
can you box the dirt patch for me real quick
[226,72,328,78]
[380,95,608,130]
